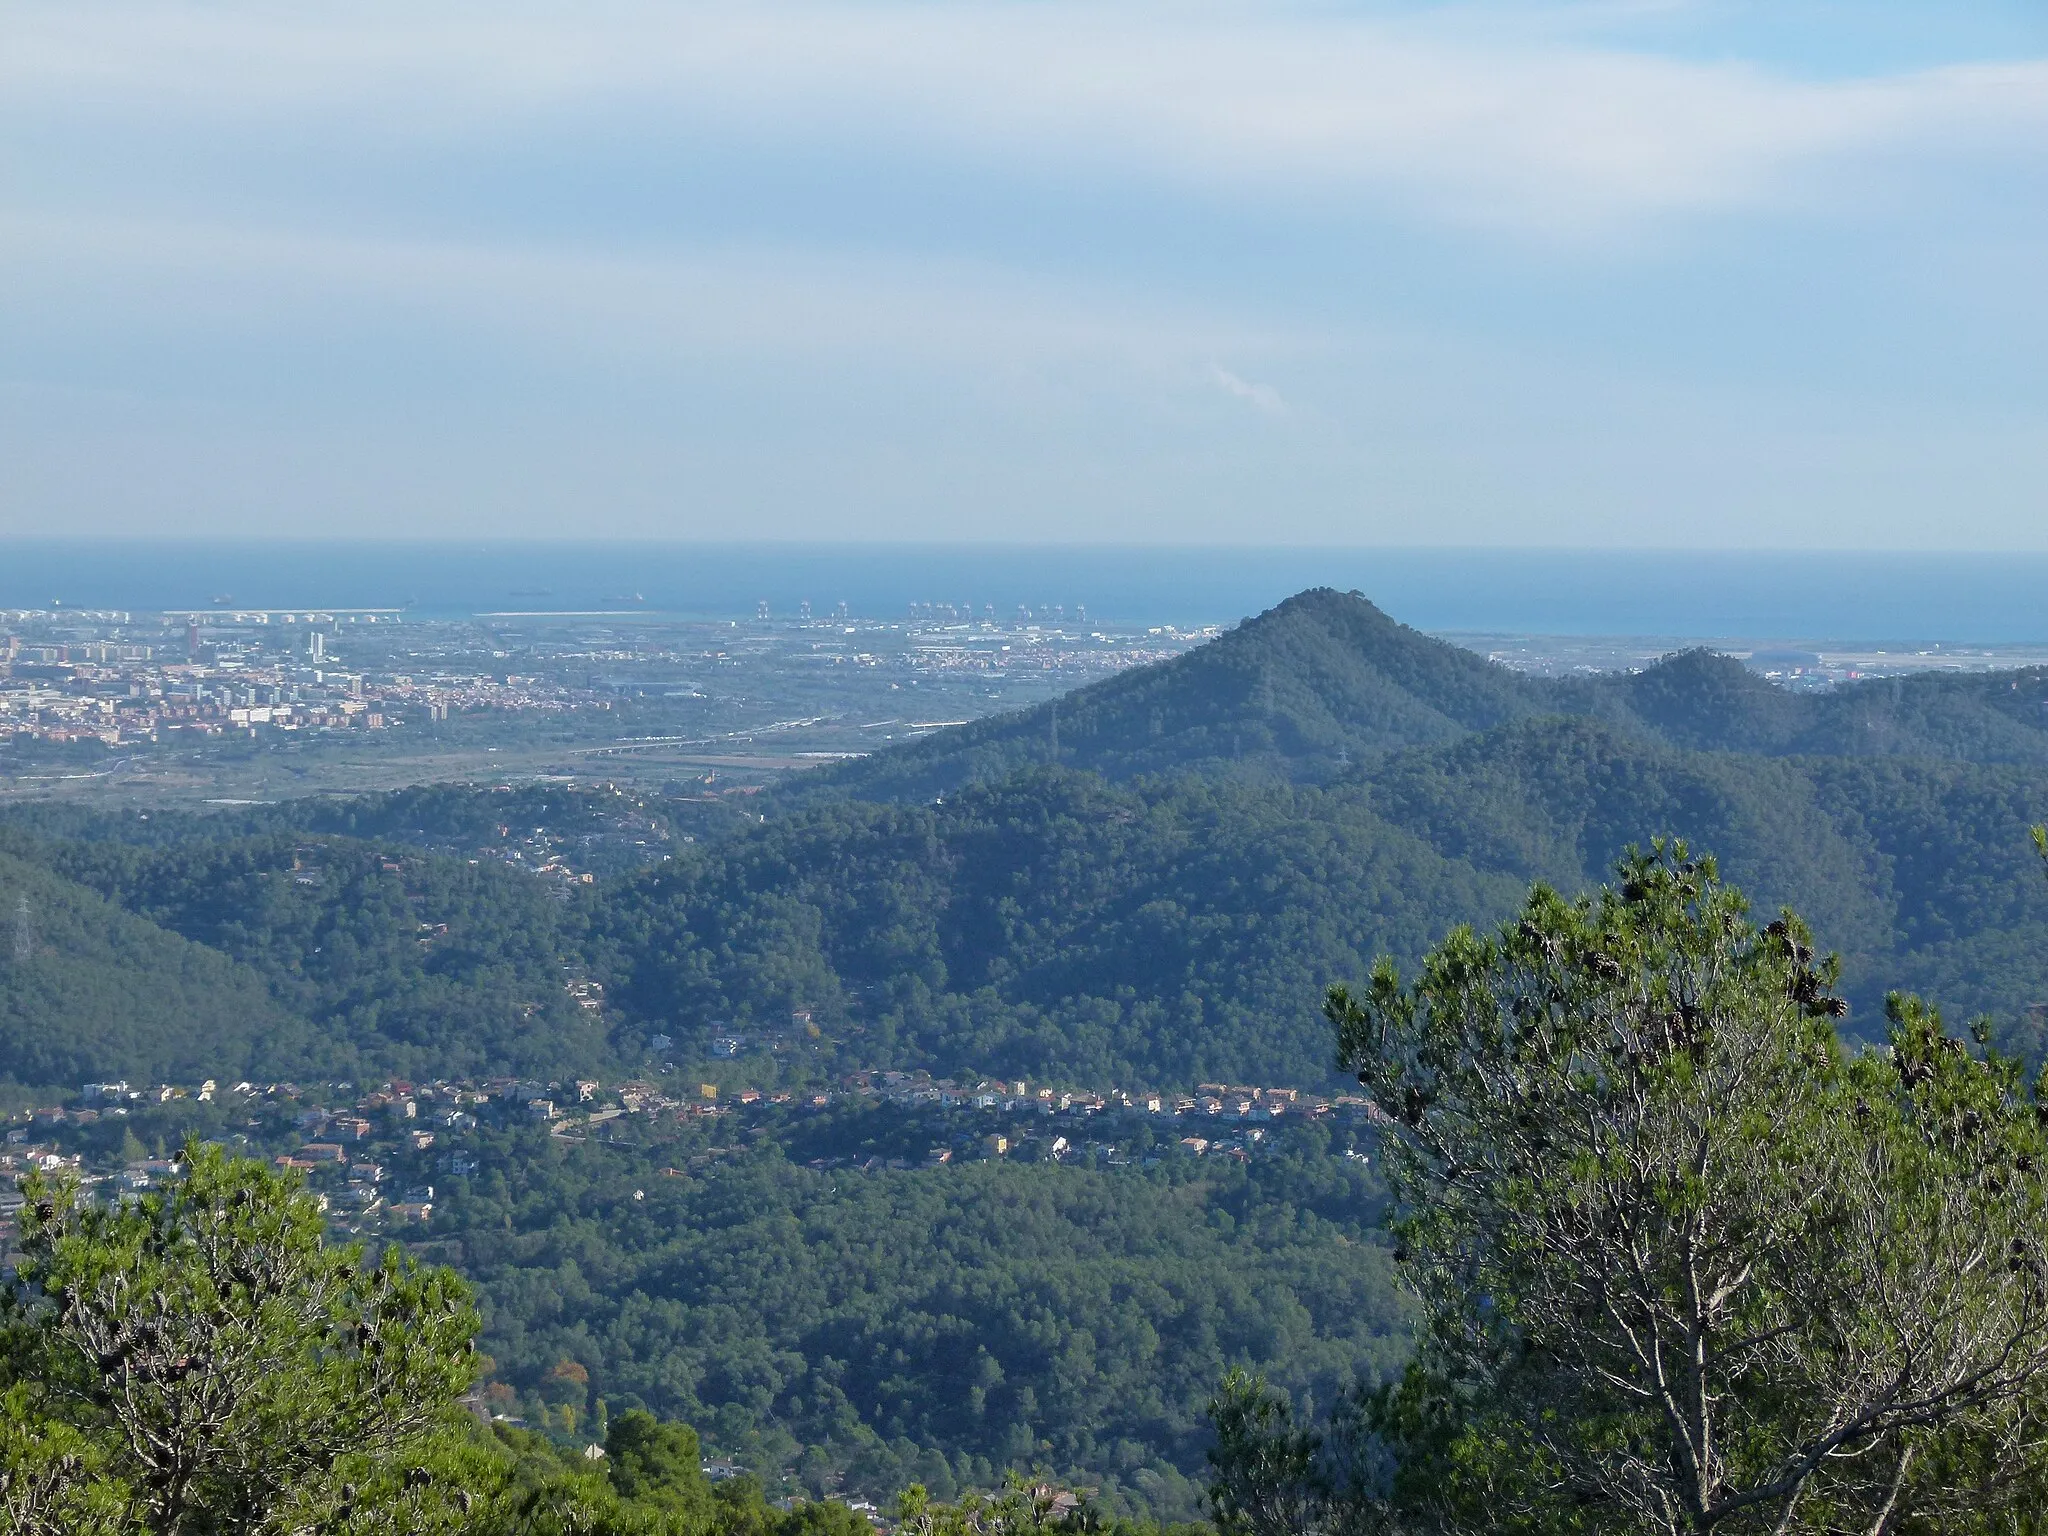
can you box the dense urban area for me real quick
[0,604,1207,746]
[0,603,1220,810]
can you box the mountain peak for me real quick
[1591,647,1805,753]
[796,587,1544,802]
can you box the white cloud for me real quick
[7,2,2044,239]
[1209,365,1286,414]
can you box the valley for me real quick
[4,587,2047,1518]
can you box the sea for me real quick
[1,542,2044,645]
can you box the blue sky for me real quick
[2,1,2043,546]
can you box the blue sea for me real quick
[1,542,2044,644]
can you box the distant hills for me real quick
[2,588,2045,1090]
[789,589,1544,799]
[588,724,2048,1087]
[797,588,2048,802]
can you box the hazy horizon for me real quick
[6,540,2048,641]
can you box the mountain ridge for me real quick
[794,589,2048,806]
[3,587,2046,1090]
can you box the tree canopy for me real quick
[1213,846,2048,1535]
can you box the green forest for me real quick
[5,588,2048,1526]
[4,592,2046,1088]
[447,1119,1402,1518]
[10,847,2048,1531]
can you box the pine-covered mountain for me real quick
[0,821,609,1088]
[603,591,2048,1080]
[785,589,1549,800]
[579,731,2048,1087]
[0,845,301,1086]
[3,588,2046,1089]
[792,588,2048,803]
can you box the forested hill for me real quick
[584,732,2048,1086]
[13,722,2041,1091]
[2,589,2046,1090]
[794,588,2048,804]
[790,589,1550,800]
[0,823,610,1088]
[0,845,300,1085]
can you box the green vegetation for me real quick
[0,1143,1223,1533]
[11,1083,1405,1519]
[797,589,2048,801]
[1,1142,474,1533]
[5,592,2048,1092]
[593,724,2048,1084]
[437,1119,1403,1519]
[1212,847,2048,1534]
[0,845,295,1085]
[6,583,2048,1527]
[0,827,606,1084]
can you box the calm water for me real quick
[1,541,2044,643]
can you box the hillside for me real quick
[580,730,2048,1085]
[2,588,2044,1090]
[586,769,1523,1086]
[0,846,303,1085]
[0,825,611,1087]
[455,1121,1406,1519]
[791,588,1550,800]
[1569,647,2048,762]
[798,590,2048,804]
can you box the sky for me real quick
[2,1,2044,547]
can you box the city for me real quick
[0,604,1216,804]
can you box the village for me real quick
[0,1064,1380,1247]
